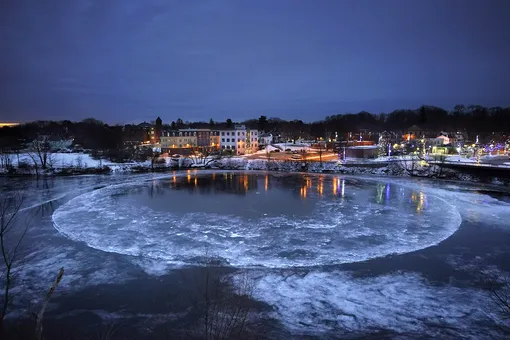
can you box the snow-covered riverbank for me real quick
[1,152,509,188]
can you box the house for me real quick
[218,125,258,155]
[454,131,468,145]
[403,125,434,141]
[428,132,454,147]
[258,133,273,148]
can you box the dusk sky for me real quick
[1,0,509,124]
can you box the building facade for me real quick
[218,125,258,155]
[160,129,221,153]
[210,134,220,148]
[160,130,198,152]
[178,129,220,147]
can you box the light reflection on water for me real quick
[141,173,428,214]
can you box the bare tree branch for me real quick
[35,267,64,340]
[0,193,25,331]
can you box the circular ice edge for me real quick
[51,172,462,268]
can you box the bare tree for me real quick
[492,279,510,323]
[27,153,40,179]
[185,147,221,168]
[429,153,447,178]
[0,193,26,331]
[317,142,323,167]
[182,252,257,340]
[150,150,168,171]
[27,136,64,173]
[484,274,510,334]
[398,152,448,178]
[397,152,439,177]
[28,136,52,170]
[476,266,510,335]
[0,152,14,171]
[265,148,273,170]
[35,267,64,340]
[75,155,84,169]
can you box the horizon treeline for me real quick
[1,104,509,150]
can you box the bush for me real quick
[90,149,103,160]
[131,165,151,173]
[17,161,31,170]
[105,149,134,163]
[154,157,166,165]
[93,165,111,174]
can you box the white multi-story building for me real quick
[219,125,258,155]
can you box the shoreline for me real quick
[2,157,509,190]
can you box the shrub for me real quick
[17,161,31,170]
[105,149,134,163]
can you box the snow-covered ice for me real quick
[51,173,462,269]
[245,270,501,339]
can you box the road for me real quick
[244,151,339,162]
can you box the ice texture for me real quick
[52,173,463,268]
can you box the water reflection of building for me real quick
[297,176,346,200]
[410,191,427,213]
[317,176,324,197]
[164,173,392,201]
[331,177,345,198]
[299,176,313,199]
[375,183,392,204]
[172,173,259,195]
[147,180,165,197]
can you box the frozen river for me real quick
[1,171,510,339]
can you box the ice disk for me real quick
[51,174,462,268]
